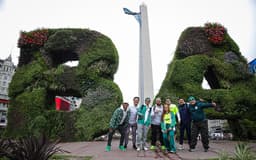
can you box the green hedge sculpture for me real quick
[6,28,123,141]
[156,23,256,139]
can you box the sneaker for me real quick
[119,145,126,151]
[178,145,184,150]
[150,145,155,150]
[105,145,111,152]
[189,148,195,152]
[143,146,148,151]
[161,145,166,150]
[133,144,137,150]
[170,150,176,153]
[137,147,141,151]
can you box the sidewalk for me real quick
[176,140,256,160]
[59,140,180,160]
[58,140,256,160]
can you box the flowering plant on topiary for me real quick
[18,29,48,48]
[204,22,226,45]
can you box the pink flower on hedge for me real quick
[18,29,48,48]
[204,22,227,45]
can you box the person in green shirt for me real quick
[165,98,181,123]
[165,98,180,142]
[136,97,152,151]
[188,96,216,152]
[161,104,176,153]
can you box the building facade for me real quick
[0,55,15,127]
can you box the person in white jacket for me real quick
[150,97,165,150]
[124,97,140,150]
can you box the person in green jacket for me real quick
[161,104,176,153]
[188,96,216,152]
[105,102,130,152]
[136,97,152,151]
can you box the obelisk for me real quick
[123,3,154,103]
[139,3,154,103]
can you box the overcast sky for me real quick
[0,0,255,104]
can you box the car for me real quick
[223,132,233,140]
[0,112,7,128]
[210,130,224,140]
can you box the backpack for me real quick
[138,105,152,120]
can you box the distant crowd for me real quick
[105,96,216,154]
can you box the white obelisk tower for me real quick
[123,3,154,103]
[139,3,154,102]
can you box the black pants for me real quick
[179,122,191,145]
[151,124,163,146]
[190,120,209,149]
[107,124,126,146]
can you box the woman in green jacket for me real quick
[161,104,176,153]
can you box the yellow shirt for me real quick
[170,104,178,115]
[163,113,171,124]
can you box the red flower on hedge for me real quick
[204,22,227,45]
[18,29,48,48]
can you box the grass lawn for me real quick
[51,155,93,160]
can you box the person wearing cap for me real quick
[105,102,130,152]
[136,97,152,151]
[187,96,216,152]
[124,97,140,150]
[150,97,164,150]
[178,98,191,150]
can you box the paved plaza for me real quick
[58,140,256,160]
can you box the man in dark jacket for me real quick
[105,102,130,152]
[178,98,191,150]
[188,96,216,152]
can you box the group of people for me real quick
[105,96,216,153]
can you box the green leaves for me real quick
[217,150,230,160]
[7,28,122,142]
[234,143,255,160]
[0,135,67,160]
[156,25,256,139]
